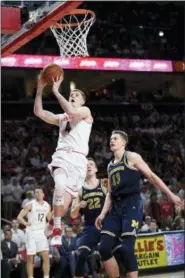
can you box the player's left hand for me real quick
[52,76,63,94]
[170,193,184,209]
[79,201,87,208]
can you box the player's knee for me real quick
[99,235,114,261]
[53,168,68,206]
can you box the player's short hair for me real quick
[87,157,97,167]
[34,187,43,192]
[111,130,128,144]
[71,89,86,103]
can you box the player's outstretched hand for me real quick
[79,201,87,208]
[95,214,104,230]
[52,76,64,95]
[170,193,184,209]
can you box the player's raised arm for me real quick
[52,77,92,121]
[17,202,32,227]
[34,74,60,126]
[128,151,184,209]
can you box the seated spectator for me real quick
[149,219,161,233]
[179,218,185,230]
[172,216,185,230]
[139,216,151,233]
[1,229,27,278]
[1,224,12,240]
[11,219,25,251]
[59,226,79,278]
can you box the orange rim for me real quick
[51,9,95,28]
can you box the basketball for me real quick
[41,64,64,85]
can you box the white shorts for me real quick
[48,149,88,198]
[25,229,49,255]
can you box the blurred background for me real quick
[1,1,185,278]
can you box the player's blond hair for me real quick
[112,130,128,144]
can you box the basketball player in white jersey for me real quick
[17,188,51,278]
[34,75,93,247]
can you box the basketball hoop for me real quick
[50,9,95,57]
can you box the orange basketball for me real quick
[41,64,64,85]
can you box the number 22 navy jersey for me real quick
[80,180,106,226]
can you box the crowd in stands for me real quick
[1,102,185,277]
[85,2,184,60]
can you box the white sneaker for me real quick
[50,235,62,247]
[50,228,62,247]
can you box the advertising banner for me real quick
[164,233,184,266]
[135,235,167,269]
[1,54,173,72]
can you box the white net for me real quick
[50,9,95,57]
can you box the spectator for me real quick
[147,193,161,227]
[139,216,151,233]
[160,193,174,228]
[179,218,185,230]
[149,220,160,233]
[59,226,79,278]
[11,178,24,218]
[21,191,34,208]
[11,220,25,251]
[2,179,14,220]
[1,229,27,278]
[49,245,64,278]
[172,216,182,230]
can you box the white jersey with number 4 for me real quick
[56,114,92,155]
[48,114,93,198]
[27,200,50,231]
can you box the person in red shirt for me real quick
[160,192,174,227]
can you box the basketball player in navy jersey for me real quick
[71,158,107,278]
[96,130,184,278]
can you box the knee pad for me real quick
[53,168,67,206]
[99,234,115,262]
[75,247,90,277]
[120,236,138,272]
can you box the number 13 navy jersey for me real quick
[108,151,140,199]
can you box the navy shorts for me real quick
[102,194,143,238]
[78,226,100,252]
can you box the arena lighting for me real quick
[70,81,76,91]
[159,31,164,37]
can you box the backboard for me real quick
[1,1,83,57]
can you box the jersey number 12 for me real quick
[38,213,44,222]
